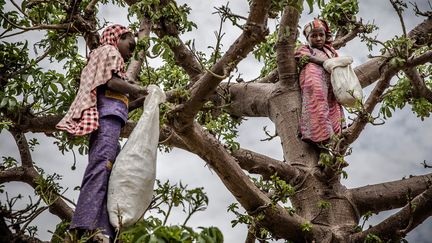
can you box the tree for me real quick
[1,0,432,242]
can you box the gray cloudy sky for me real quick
[1,0,432,242]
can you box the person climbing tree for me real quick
[295,19,345,143]
[56,24,147,242]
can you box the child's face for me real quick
[118,32,136,62]
[307,28,325,49]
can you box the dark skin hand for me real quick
[106,75,148,97]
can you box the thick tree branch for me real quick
[404,67,432,102]
[355,17,432,88]
[172,0,271,130]
[255,69,279,83]
[276,5,299,87]
[151,0,203,83]
[9,130,33,168]
[0,14,71,30]
[126,17,152,82]
[180,123,269,210]
[84,0,99,14]
[5,129,73,221]
[178,122,328,241]
[333,23,365,50]
[0,167,27,184]
[0,166,74,221]
[14,114,188,150]
[232,148,302,185]
[406,50,432,67]
[348,173,432,215]
[269,3,317,165]
[350,186,432,242]
[222,82,272,117]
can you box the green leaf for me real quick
[50,83,58,93]
[301,222,312,232]
[0,97,8,108]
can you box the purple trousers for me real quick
[70,115,122,238]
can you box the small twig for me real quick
[18,206,49,235]
[0,27,12,38]
[421,160,432,169]
[7,31,68,79]
[390,0,409,58]
[0,13,71,31]
[212,6,227,64]
[213,3,246,30]
[410,1,432,17]
[11,0,34,22]
[260,126,278,141]
[390,0,408,37]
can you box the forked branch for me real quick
[348,173,432,215]
[350,186,432,242]
[172,0,271,129]
[177,122,328,241]
[232,148,301,184]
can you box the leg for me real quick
[299,65,332,142]
[70,115,122,238]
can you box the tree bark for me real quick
[348,173,432,215]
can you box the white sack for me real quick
[108,84,166,228]
[323,56,363,107]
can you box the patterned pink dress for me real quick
[295,44,345,143]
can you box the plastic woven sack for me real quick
[323,56,363,107]
[107,85,166,228]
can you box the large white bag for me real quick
[107,84,166,228]
[323,56,363,107]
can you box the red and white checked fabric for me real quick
[56,25,131,136]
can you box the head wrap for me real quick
[303,19,332,43]
[57,25,130,136]
[100,24,131,47]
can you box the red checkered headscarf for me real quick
[100,24,132,47]
[56,25,130,136]
[303,19,333,44]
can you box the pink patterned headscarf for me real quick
[303,19,333,44]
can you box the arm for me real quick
[308,56,326,66]
[106,74,148,97]
[295,45,326,67]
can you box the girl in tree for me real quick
[295,19,345,143]
[56,24,147,241]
